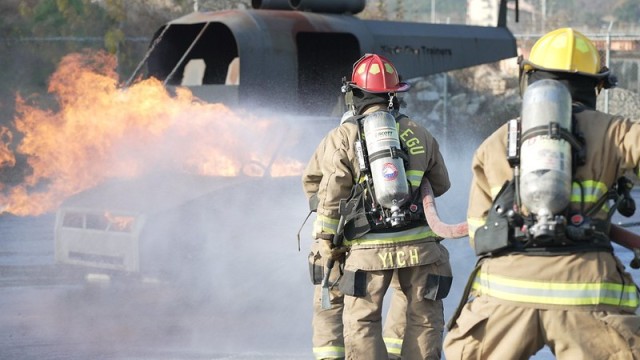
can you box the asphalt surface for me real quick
[2,194,640,359]
[0,214,313,360]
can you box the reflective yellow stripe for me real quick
[314,214,340,235]
[344,225,438,246]
[384,337,403,355]
[313,346,345,359]
[406,170,424,188]
[486,180,609,215]
[570,180,608,204]
[473,271,639,307]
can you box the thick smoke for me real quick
[3,53,640,359]
[0,50,328,358]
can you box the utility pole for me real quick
[541,0,546,32]
[442,16,450,154]
[431,0,435,22]
[605,20,613,113]
[443,72,448,154]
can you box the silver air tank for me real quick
[519,79,572,222]
[362,111,410,225]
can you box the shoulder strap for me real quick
[394,112,408,121]
[570,112,587,169]
[343,111,406,124]
[341,114,366,125]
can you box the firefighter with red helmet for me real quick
[304,144,408,360]
[303,53,452,359]
[303,77,411,360]
[444,28,640,359]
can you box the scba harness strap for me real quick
[521,121,586,170]
[473,179,613,257]
[340,112,427,241]
[474,109,619,257]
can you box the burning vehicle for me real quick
[49,0,518,287]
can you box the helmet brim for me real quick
[394,82,411,92]
[522,59,610,79]
[351,81,411,93]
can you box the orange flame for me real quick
[3,50,303,216]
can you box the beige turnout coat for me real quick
[302,104,450,272]
[466,108,640,312]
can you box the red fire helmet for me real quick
[350,54,410,93]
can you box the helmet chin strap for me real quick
[517,55,528,98]
[342,76,356,113]
[388,92,396,111]
[597,66,618,94]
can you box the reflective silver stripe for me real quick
[384,337,403,356]
[314,214,339,235]
[473,272,639,307]
[344,225,438,246]
[313,346,345,359]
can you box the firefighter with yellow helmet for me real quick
[304,53,452,359]
[444,28,640,359]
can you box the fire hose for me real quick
[420,178,469,239]
[609,224,640,269]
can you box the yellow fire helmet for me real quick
[521,27,609,79]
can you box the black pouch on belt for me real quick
[423,274,453,300]
[338,269,367,297]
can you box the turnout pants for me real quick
[311,242,408,360]
[444,295,640,360]
[311,239,346,360]
[343,265,445,360]
[313,278,345,359]
[383,273,407,359]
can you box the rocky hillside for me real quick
[401,64,640,154]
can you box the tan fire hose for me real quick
[420,178,468,239]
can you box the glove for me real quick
[320,239,348,261]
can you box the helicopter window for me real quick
[296,32,360,114]
[148,23,238,86]
[181,59,206,86]
[225,57,240,85]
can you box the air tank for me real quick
[362,111,410,211]
[519,79,572,215]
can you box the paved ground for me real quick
[2,192,640,359]
[0,214,312,359]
